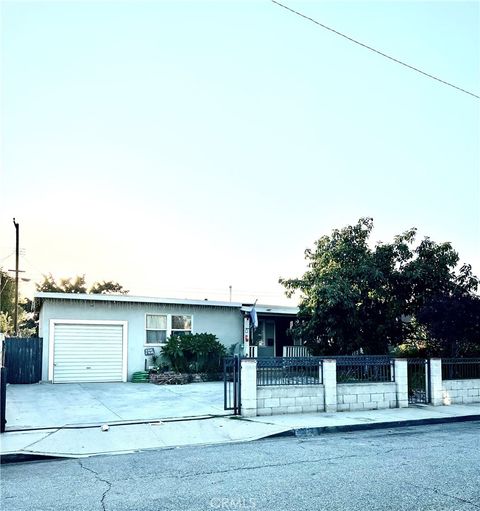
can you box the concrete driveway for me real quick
[6,381,227,430]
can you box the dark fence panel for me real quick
[335,356,394,383]
[442,358,480,380]
[407,358,429,404]
[257,357,323,386]
[5,337,43,384]
[1,367,6,433]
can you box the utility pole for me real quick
[229,285,232,302]
[13,218,19,337]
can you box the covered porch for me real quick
[241,304,309,357]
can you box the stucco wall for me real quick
[39,298,243,381]
[337,382,397,411]
[442,379,480,405]
[257,385,325,415]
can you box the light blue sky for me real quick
[1,0,479,305]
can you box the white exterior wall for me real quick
[39,298,243,382]
[257,385,325,416]
[337,382,397,411]
[442,379,480,405]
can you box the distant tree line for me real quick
[0,272,128,336]
[36,274,128,295]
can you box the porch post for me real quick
[243,316,250,357]
[241,359,257,417]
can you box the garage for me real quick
[50,321,127,383]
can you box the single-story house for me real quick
[35,292,299,383]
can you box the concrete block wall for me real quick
[442,379,480,405]
[240,358,480,417]
[337,382,397,411]
[257,385,325,416]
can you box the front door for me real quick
[256,319,276,357]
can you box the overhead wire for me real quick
[272,0,479,99]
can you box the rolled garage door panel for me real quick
[53,323,125,383]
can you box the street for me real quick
[2,421,480,511]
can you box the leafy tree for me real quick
[89,281,129,295]
[0,270,15,319]
[0,311,13,335]
[36,274,127,295]
[417,293,480,357]
[36,274,87,293]
[0,270,35,336]
[280,218,478,356]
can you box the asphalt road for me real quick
[2,422,480,511]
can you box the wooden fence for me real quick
[4,337,43,384]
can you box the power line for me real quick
[0,251,15,265]
[271,0,479,99]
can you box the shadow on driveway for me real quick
[6,381,227,430]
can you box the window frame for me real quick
[144,313,194,346]
[145,314,168,346]
[171,315,193,337]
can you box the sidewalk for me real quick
[1,404,479,461]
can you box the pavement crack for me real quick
[21,428,61,451]
[409,482,480,509]
[177,453,361,479]
[78,460,113,511]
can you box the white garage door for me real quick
[53,323,125,383]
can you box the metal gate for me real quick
[223,356,241,415]
[407,358,430,404]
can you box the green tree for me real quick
[36,274,87,293]
[1,270,36,336]
[0,270,15,319]
[417,293,480,357]
[36,274,128,295]
[280,218,478,355]
[89,280,129,295]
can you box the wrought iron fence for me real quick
[407,358,429,404]
[442,358,480,380]
[335,356,394,383]
[256,357,323,386]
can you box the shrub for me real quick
[161,333,227,374]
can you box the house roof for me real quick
[34,292,243,309]
[34,292,299,315]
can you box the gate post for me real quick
[240,359,257,417]
[429,358,443,406]
[323,359,337,413]
[394,359,408,408]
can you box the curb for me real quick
[0,453,65,465]
[4,413,230,433]
[2,414,479,465]
[264,414,480,439]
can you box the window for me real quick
[171,315,192,337]
[146,315,167,344]
[145,314,193,344]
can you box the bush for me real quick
[161,333,227,374]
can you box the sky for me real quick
[1,0,479,306]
